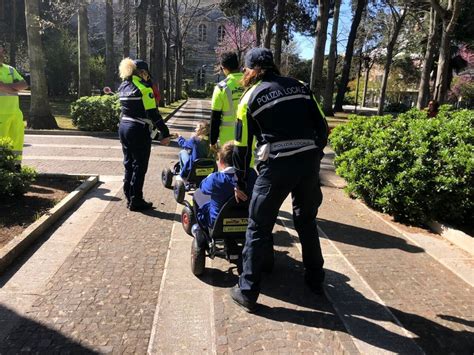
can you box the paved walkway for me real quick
[0,99,472,354]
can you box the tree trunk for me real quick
[262,0,275,48]
[174,46,183,100]
[433,25,450,103]
[151,0,165,106]
[78,2,91,97]
[322,0,341,115]
[173,0,182,100]
[417,8,439,109]
[273,0,286,67]
[362,61,372,107]
[165,0,172,104]
[333,0,366,112]
[24,0,57,129]
[137,0,148,60]
[170,57,175,102]
[105,0,115,87]
[122,0,130,57]
[255,3,262,47]
[10,0,17,67]
[377,8,407,115]
[310,0,330,100]
[430,0,461,103]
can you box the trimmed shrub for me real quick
[71,95,121,131]
[330,108,474,225]
[0,138,37,198]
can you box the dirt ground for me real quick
[0,176,81,249]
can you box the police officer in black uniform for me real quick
[117,58,171,211]
[230,48,328,312]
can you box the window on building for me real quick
[198,24,207,42]
[217,25,225,42]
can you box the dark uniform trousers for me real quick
[239,150,325,301]
[119,120,151,202]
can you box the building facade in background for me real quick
[184,1,229,89]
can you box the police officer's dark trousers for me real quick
[119,120,151,203]
[239,150,325,301]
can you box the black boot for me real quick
[304,273,325,295]
[230,285,258,313]
[129,198,153,211]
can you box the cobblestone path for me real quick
[0,99,472,354]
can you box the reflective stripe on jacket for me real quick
[210,72,245,145]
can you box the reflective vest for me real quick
[132,75,157,111]
[211,72,244,145]
[235,82,260,166]
[118,75,156,121]
[0,64,24,115]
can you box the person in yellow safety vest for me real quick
[0,44,28,168]
[209,52,244,150]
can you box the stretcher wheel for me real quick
[181,206,194,236]
[161,167,173,188]
[191,237,205,276]
[174,180,185,203]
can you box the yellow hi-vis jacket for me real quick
[210,72,244,145]
[0,64,24,115]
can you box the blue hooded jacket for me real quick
[197,167,257,228]
[177,135,210,178]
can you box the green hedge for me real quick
[0,138,37,198]
[71,95,121,131]
[330,108,473,225]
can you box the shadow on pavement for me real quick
[259,223,469,355]
[317,218,424,253]
[201,267,238,288]
[142,208,180,222]
[279,210,424,253]
[388,306,474,355]
[0,304,97,353]
[258,249,474,354]
[92,185,121,202]
[438,314,474,328]
[204,220,470,354]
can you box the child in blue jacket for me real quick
[195,142,257,230]
[177,120,210,178]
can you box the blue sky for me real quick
[295,0,354,60]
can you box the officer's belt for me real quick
[257,139,316,161]
[121,116,153,126]
[0,92,18,97]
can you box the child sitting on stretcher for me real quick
[177,120,211,179]
[193,142,257,231]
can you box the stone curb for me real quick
[24,99,188,136]
[426,220,473,256]
[0,174,99,274]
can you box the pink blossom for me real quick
[215,22,256,63]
